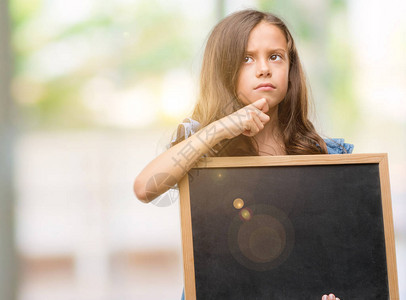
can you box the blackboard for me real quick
[179,154,398,299]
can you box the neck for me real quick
[255,106,282,143]
[254,106,286,155]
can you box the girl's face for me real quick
[236,21,289,109]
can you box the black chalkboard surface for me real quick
[179,154,398,300]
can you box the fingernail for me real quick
[322,296,327,300]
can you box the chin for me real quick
[265,97,282,108]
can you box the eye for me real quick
[270,54,282,61]
[244,56,253,63]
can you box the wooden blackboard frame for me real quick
[179,153,399,299]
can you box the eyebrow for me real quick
[246,48,287,54]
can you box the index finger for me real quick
[249,98,269,114]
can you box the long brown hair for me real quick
[187,9,327,155]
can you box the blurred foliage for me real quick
[9,0,43,24]
[257,0,312,39]
[10,0,196,129]
[326,7,359,135]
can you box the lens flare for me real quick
[233,198,244,209]
[228,204,295,271]
[239,208,252,221]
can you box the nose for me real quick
[256,59,271,77]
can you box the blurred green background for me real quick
[1,0,405,299]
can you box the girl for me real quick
[134,9,352,300]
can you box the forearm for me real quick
[134,99,271,203]
[134,121,226,203]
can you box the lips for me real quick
[254,83,276,90]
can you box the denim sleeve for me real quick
[169,118,201,148]
[324,138,354,154]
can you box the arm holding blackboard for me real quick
[134,99,270,202]
[133,122,222,203]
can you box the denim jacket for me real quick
[171,118,354,155]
